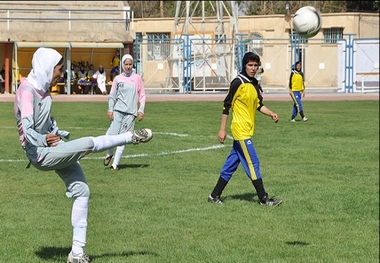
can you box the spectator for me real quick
[77,64,88,94]
[110,50,120,81]
[69,64,79,94]
[92,65,107,95]
[0,64,5,94]
[87,64,97,94]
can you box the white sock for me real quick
[71,197,89,256]
[91,132,133,153]
[112,145,125,168]
[107,149,114,158]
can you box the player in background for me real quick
[255,61,264,96]
[14,47,152,263]
[208,52,282,207]
[103,54,146,171]
[289,61,308,122]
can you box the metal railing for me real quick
[0,7,134,31]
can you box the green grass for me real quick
[0,99,378,263]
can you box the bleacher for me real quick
[1,1,134,94]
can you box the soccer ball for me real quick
[293,6,322,38]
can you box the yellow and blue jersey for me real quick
[289,70,305,92]
[222,74,264,140]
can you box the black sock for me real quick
[300,110,305,118]
[291,115,296,120]
[210,177,228,198]
[252,178,267,201]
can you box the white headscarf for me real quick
[26,47,62,94]
[121,54,134,77]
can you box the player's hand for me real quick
[107,112,114,120]
[46,133,61,147]
[137,112,144,122]
[271,113,279,123]
[218,130,226,144]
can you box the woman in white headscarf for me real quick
[92,64,107,95]
[14,47,152,263]
[103,54,146,171]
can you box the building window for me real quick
[249,32,263,56]
[146,32,171,61]
[323,28,344,43]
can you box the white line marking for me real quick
[0,145,228,163]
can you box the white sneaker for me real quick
[132,128,153,144]
[67,251,90,263]
[302,117,308,122]
[290,119,296,122]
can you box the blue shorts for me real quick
[220,138,261,182]
[110,67,119,75]
[78,79,87,86]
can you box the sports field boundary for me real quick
[0,92,378,102]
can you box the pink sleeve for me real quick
[137,75,146,109]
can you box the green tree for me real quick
[127,0,379,18]
[128,1,234,18]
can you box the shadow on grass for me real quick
[35,246,158,261]
[285,241,310,246]
[103,163,150,171]
[228,192,257,202]
[117,163,150,170]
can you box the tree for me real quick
[127,0,380,18]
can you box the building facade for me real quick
[0,1,379,94]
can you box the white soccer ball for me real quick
[293,6,322,38]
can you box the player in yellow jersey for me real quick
[208,52,282,206]
[289,61,308,122]
[110,50,120,81]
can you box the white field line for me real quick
[1,132,230,163]
[0,145,227,163]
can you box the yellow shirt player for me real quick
[110,50,120,81]
[289,61,308,122]
[208,52,282,207]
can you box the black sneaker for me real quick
[260,196,282,206]
[103,155,113,166]
[208,195,223,204]
[132,128,153,144]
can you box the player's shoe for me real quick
[208,195,223,204]
[290,119,296,122]
[67,251,90,263]
[132,128,153,144]
[302,116,308,122]
[103,154,113,166]
[260,196,282,207]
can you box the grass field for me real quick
[0,99,378,263]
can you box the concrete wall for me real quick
[133,13,379,39]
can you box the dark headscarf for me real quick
[241,52,260,81]
[293,61,302,72]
